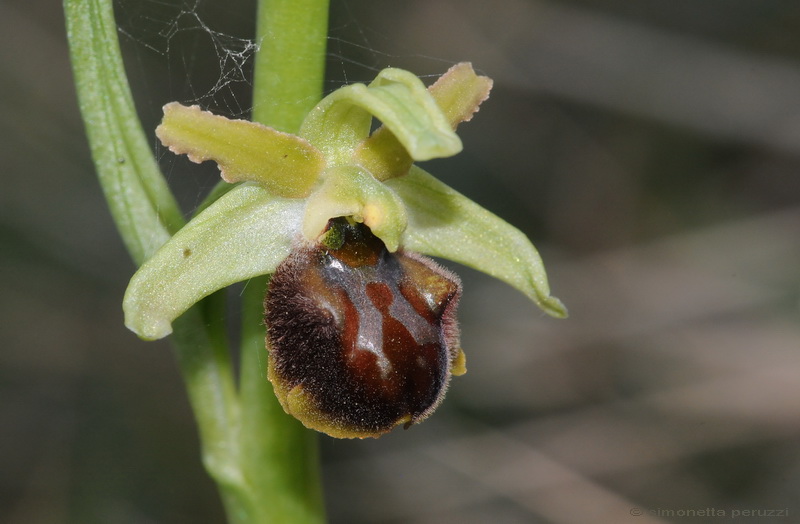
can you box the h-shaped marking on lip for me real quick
[324,254,439,378]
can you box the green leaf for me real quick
[299,68,462,165]
[157,103,325,198]
[123,183,305,340]
[64,0,184,265]
[387,166,568,318]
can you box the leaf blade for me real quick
[65,0,184,265]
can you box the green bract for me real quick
[123,63,567,340]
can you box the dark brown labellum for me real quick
[265,218,464,438]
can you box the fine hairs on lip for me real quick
[265,218,462,439]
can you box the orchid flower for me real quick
[123,63,566,438]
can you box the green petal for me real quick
[428,62,493,129]
[299,68,462,165]
[157,103,325,198]
[357,62,493,181]
[387,167,567,318]
[303,165,407,252]
[123,183,305,340]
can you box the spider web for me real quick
[116,0,260,117]
[114,0,456,210]
[115,0,454,116]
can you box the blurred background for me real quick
[2,0,800,522]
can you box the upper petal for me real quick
[157,103,325,198]
[356,63,493,181]
[299,68,462,165]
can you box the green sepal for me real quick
[123,183,305,340]
[299,68,462,165]
[157,103,325,198]
[303,165,407,252]
[387,166,567,318]
[357,62,493,181]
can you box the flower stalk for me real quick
[239,0,329,522]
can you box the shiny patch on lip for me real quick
[264,218,463,439]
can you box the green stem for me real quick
[239,277,326,523]
[169,306,244,517]
[236,1,330,523]
[252,0,330,133]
